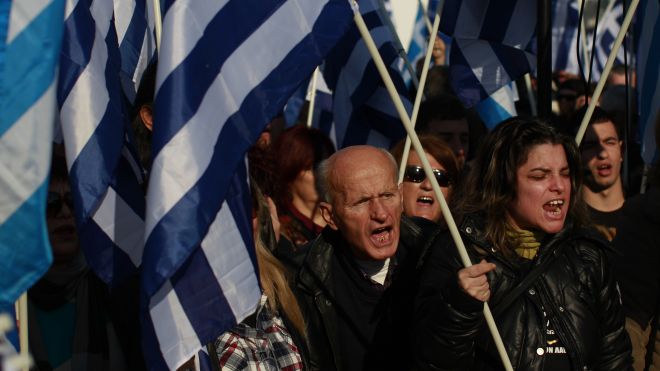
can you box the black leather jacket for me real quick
[413,214,632,371]
[294,216,443,371]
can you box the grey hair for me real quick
[314,147,398,204]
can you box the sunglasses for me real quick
[47,191,74,216]
[403,166,452,187]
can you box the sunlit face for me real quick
[425,119,469,167]
[401,151,450,223]
[581,120,623,192]
[46,178,79,262]
[321,148,402,261]
[508,144,571,234]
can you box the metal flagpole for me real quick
[524,74,538,117]
[537,0,553,119]
[575,0,640,145]
[350,2,514,370]
[397,1,444,184]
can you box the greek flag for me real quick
[440,0,536,108]
[0,0,65,311]
[142,0,353,369]
[591,0,632,81]
[322,0,411,149]
[58,0,147,287]
[475,83,518,129]
[637,0,659,164]
[552,0,580,73]
[114,0,156,103]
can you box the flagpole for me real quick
[306,67,320,128]
[417,0,433,34]
[537,0,552,119]
[397,2,444,184]
[575,0,639,145]
[351,3,513,370]
[524,74,538,116]
[17,293,29,371]
[577,0,591,77]
[152,0,162,50]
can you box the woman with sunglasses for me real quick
[412,118,631,370]
[391,135,459,224]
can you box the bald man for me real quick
[294,146,443,371]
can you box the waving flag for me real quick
[142,0,353,368]
[322,0,411,149]
[590,0,633,81]
[58,0,146,287]
[0,0,64,312]
[637,0,659,164]
[441,0,536,108]
[475,83,518,129]
[113,0,156,103]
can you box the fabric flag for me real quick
[591,0,633,81]
[0,0,65,312]
[552,0,580,73]
[636,0,659,164]
[58,0,147,287]
[475,83,518,129]
[113,0,156,103]
[142,0,353,369]
[440,0,536,108]
[322,0,412,149]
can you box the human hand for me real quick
[457,259,497,302]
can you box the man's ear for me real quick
[319,201,338,230]
[139,105,153,131]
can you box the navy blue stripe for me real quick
[68,14,129,223]
[226,163,257,269]
[171,247,238,345]
[58,0,95,107]
[490,42,533,85]
[479,1,517,42]
[118,0,149,101]
[439,0,461,36]
[322,9,382,89]
[449,44,488,107]
[152,0,288,157]
[143,1,352,296]
[112,150,146,217]
[79,220,136,286]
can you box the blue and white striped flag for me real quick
[440,0,536,108]
[636,0,659,164]
[475,83,518,129]
[142,0,353,368]
[591,0,633,81]
[322,0,412,149]
[58,0,147,287]
[0,0,65,311]
[552,0,580,73]
[113,0,156,103]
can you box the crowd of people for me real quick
[27,60,659,371]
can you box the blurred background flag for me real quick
[440,0,537,108]
[113,0,156,103]
[141,0,353,368]
[321,0,412,149]
[0,0,65,312]
[57,0,147,287]
[636,0,659,165]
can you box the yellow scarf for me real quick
[507,228,544,260]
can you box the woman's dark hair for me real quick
[270,125,335,206]
[390,134,459,186]
[454,117,588,255]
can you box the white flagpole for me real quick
[17,293,29,371]
[351,3,513,370]
[306,67,320,128]
[575,0,639,145]
[397,2,444,184]
[152,0,162,51]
